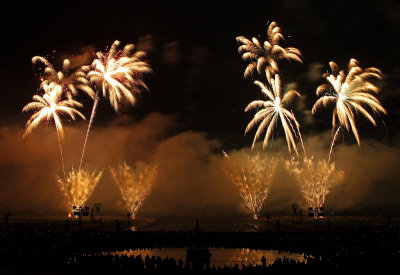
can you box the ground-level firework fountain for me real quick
[223,152,277,220]
[110,161,158,219]
[286,156,344,217]
[57,168,103,213]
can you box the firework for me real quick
[22,82,86,180]
[236,21,302,79]
[87,40,151,111]
[110,161,158,219]
[223,152,277,220]
[57,168,103,212]
[286,156,344,211]
[32,56,95,100]
[79,40,151,169]
[312,59,386,148]
[245,73,304,156]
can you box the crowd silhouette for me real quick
[0,218,399,274]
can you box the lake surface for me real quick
[103,248,307,267]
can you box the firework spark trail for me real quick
[236,21,302,79]
[328,126,342,164]
[79,94,99,170]
[290,110,307,157]
[286,157,344,210]
[22,83,86,181]
[79,40,151,170]
[56,127,66,181]
[57,168,103,212]
[110,161,158,219]
[245,73,302,156]
[223,152,277,220]
[312,58,386,146]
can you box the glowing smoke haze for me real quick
[0,116,399,218]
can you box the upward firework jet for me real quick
[57,168,103,212]
[245,73,305,156]
[110,162,158,219]
[79,40,152,170]
[312,59,386,154]
[223,152,277,220]
[32,56,95,100]
[285,156,344,210]
[22,82,86,180]
[236,21,302,79]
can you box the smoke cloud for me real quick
[0,113,399,221]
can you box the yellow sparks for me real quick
[22,82,85,139]
[57,168,103,210]
[110,161,158,219]
[22,83,86,181]
[79,40,151,169]
[245,73,303,156]
[32,56,95,100]
[312,58,386,145]
[286,156,344,209]
[88,40,152,112]
[236,21,302,79]
[223,152,277,220]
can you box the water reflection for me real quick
[103,248,307,267]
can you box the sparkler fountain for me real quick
[110,161,158,220]
[223,152,278,220]
[285,156,344,218]
[57,168,103,213]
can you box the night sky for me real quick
[0,0,399,216]
[1,0,398,145]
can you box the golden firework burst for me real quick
[22,82,85,139]
[245,73,304,156]
[32,56,95,100]
[87,40,152,111]
[236,21,302,79]
[312,58,386,145]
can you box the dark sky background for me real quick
[0,0,399,218]
[1,0,399,145]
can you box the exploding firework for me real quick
[223,152,277,220]
[312,59,386,150]
[245,73,305,156]
[32,56,95,100]
[286,156,344,210]
[87,40,151,111]
[110,161,158,219]
[80,40,151,169]
[22,82,86,180]
[236,21,302,79]
[57,168,103,211]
